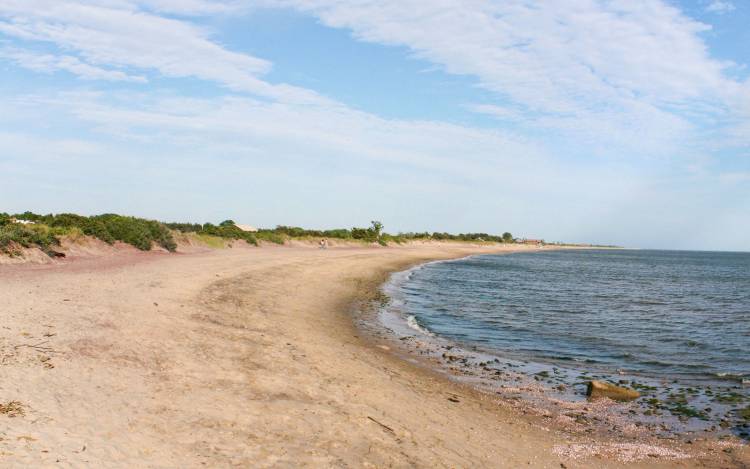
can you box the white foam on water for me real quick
[405,314,434,337]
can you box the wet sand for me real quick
[0,243,747,467]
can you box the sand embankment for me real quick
[0,243,746,468]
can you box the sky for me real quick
[0,0,748,251]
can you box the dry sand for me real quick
[0,242,747,468]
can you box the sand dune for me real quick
[0,243,746,468]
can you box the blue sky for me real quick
[0,0,748,250]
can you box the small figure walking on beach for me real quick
[319,238,327,249]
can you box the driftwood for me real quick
[367,416,395,434]
[13,340,61,354]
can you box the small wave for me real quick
[406,315,434,337]
[714,372,748,383]
[632,299,668,306]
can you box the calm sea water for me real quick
[392,249,750,384]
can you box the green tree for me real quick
[369,220,383,240]
[351,220,384,242]
[502,232,513,243]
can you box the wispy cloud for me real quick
[0,0,322,103]
[706,1,736,14]
[136,0,240,15]
[0,48,147,82]
[271,0,746,154]
[1,0,745,154]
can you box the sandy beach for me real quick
[1,243,747,468]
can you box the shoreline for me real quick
[0,243,746,467]
[346,247,750,467]
[368,251,750,443]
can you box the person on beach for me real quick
[319,238,327,249]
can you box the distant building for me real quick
[234,224,258,232]
[518,238,543,245]
[10,218,35,225]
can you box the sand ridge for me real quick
[0,243,746,467]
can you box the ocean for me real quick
[381,249,750,438]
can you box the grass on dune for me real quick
[195,233,228,249]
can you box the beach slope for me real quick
[0,244,745,468]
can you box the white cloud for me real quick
[276,0,731,101]
[31,92,550,180]
[136,0,239,15]
[706,1,736,14]
[267,0,745,154]
[1,0,745,155]
[469,104,528,122]
[0,0,322,103]
[0,48,147,82]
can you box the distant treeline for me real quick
[1,211,516,257]
[395,231,514,243]
[165,221,514,246]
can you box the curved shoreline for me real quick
[370,252,750,442]
[354,249,750,467]
[0,243,746,467]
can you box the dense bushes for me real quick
[163,222,202,233]
[165,220,259,245]
[388,231,511,242]
[267,222,386,242]
[167,219,514,247]
[45,213,177,252]
[200,222,258,246]
[351,221,383,243]
[6,212,177,254]
[272,225,352,239]
[0,222,61,256]
[166,220,388,245]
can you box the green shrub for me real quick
[164,222,203,233]
[200,223,258,246]
[255,231,286,245]
[351,221,383,243]
[0,223,60,256]
[6,212,177,253]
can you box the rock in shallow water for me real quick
[587,380,641,401]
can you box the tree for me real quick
[351,221,384,242]
[219,219,236,227]
[369,221,383,240]
[502,232,513,243]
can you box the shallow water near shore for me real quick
[379,249,750,439]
